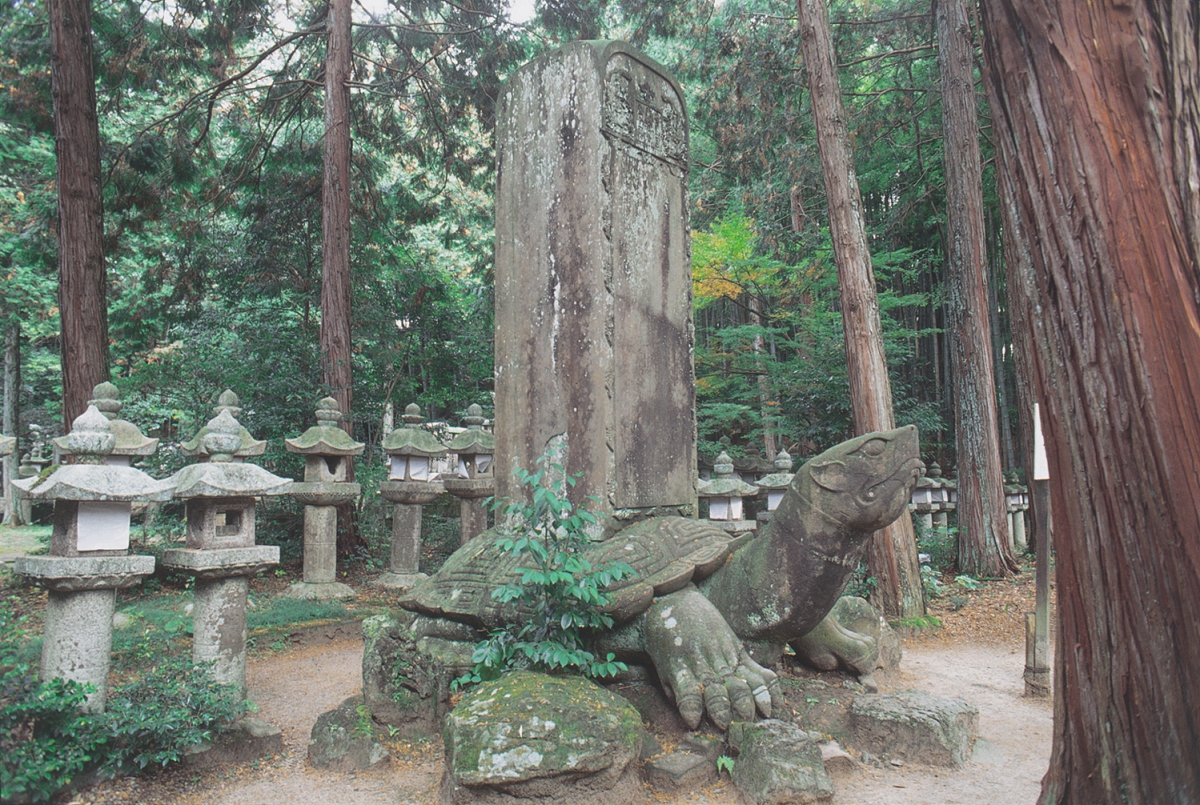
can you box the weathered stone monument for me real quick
[493,40,696,523]
[14,404,172,711]
[284,397,363,600]
[377,403,445,588]
[163,391,291,699]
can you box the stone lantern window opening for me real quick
[75,502,133,552]
[185,497,257,549]
[390,454,431,482]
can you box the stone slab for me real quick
[14,554,155,591]
[283,581,356,600]
[163,546,279,578]
[643,750,716,793]
[849,690,978,767]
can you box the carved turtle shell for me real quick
[398,516,735,630]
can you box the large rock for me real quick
[360,613,461,738]
[727,719,833,804]
[308,696,389,772]
[442,671,645,805]
[850,690,978,767]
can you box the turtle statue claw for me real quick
[395,425,924,731]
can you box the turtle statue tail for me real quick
[704,425,924,642]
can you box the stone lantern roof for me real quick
[15,405,174,502]
[53,382,158,458]
[172,408,290,499]
[755,448,796,492]
[180,389,267,459]
[697,451,758,498]
[285,398,365,456]
[444,404,494,454]
[382,404,447,457]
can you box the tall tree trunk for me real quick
[797,0,925,619]
[749,294,777,461]
[321,0,360,552]
[936,0,1017,578]
[3,324,18,525]
[982,1,1200,801]
[51,0,108,429]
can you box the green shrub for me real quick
[1,599,247,802]
[455,454,634,689]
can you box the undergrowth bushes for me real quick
[0,598,246,803]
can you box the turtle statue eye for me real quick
[860,438,887,457]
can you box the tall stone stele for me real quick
[376,403,445,588]
[441,404,494,544]
[493,41,696,528]
[284,397,364,600]
[163,390,291,700]
[13,404,174,711]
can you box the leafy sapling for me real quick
[454,454,635,689]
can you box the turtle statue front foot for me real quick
[791,596,887,676]
[644,586,782,730]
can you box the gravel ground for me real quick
[65,568,1055,805]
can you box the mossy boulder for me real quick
[442,670,646,805]
[361,613,467,738]
[727,719,833,804]
[308,696,389,772]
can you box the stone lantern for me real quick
[441,404,495,544]
[163,394,291,700]
[920,462,952,532]
[697,451,758,533]
[754,448,795,525]
[1005,470,1029,554]
[283,398,364,600]
[13,406,173,711]
[377,403,446,588]
[16,425,52,524]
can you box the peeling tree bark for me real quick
[51,0,108,429]
[982,1,1200,801]
[797,0,925,619]
[936,0,1017,578]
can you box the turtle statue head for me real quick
[796,424,924,532]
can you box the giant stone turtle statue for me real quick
[396,425,923,730]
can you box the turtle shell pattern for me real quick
[398,516,734,630]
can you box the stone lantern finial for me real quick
[463,403,486,429]
[315,397,342,424]
[65,405,116,463]
[402,403,424,426]
[214,389,243,418]
[89,382,122,420]
[773,448,793,472]
[201,409,243,463]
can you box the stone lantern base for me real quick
[14,554,155,712]
[163,546,278,700]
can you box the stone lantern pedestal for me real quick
[375,404,445,588]
[284,398,364,600]
[13,405,172,711]
[164,393,290,699]
[442,404,495,545]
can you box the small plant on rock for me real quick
[454,454,635,688]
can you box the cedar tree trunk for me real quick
[321,0,360,551]
[797,0,925,618]
[51,0,108,428]
[935,0,1017,577]
[982,1,1200,801]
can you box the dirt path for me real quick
[74,628,1052,805]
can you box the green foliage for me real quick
[0,599,245,802]
[455,455,635,689]
[953,575,981,591]
[920,564,945,599]
[717,754,735,775]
